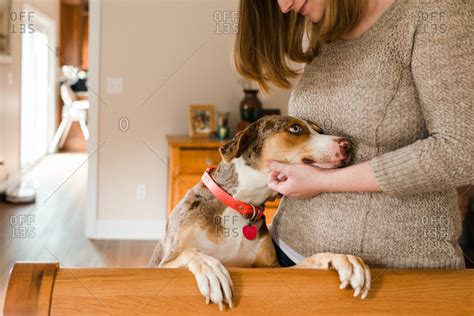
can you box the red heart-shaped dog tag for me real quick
[242,224,258,240]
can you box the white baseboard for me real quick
[87,219,166,240]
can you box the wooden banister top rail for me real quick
[4,262,474,315]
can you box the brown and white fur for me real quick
[149,116,371,310]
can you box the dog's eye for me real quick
[289,124,301,134]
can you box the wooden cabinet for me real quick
[166,135,279,222]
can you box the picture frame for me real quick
[188,105,216,138]
[0,0,12,63]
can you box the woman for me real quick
[234,0,472,268]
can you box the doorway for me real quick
[20,5,57,169]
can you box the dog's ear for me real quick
[219,124,256,163]
[306,119,322,133]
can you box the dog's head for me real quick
[219,115,351,170]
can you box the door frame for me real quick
[85,0,100,238]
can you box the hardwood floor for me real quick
[0,154,157,310]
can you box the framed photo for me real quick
[188,105,216,138]
[0,0,11,63]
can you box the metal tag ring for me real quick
[246,204,257,221]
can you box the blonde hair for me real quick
[234,0,368,93]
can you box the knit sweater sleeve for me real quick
[369,0,473,196]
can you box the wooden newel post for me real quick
[4,262,59,315]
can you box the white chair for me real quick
[49,84,90,153]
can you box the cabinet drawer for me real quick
[178,149,222,174]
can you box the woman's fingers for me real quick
[265,160,289,175]
[269,170,279,180]
[268,167,288,194]
[267,160,291,184]
[267,162,322,199]
[269,170,287,182]
[267,178,282,192]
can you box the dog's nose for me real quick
[337,138,352,165]
[338,138,352,152]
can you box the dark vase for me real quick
[239,89,262,122]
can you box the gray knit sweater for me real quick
[270,0,473,269]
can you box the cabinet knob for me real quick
[204,159,213,166]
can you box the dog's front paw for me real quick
[333,255,372,299]
[329,254,371,299]
[187,252,233,311]
[303,253,371,299]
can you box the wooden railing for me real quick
[3,262,474,315]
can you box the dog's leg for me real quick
[159,249,234,311]
[291,253,371,299]
[148,240,164,267]
[251,231,280,268]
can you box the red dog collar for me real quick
[201,167,265,221]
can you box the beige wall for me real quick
[0,0,59,173]
[96,0,291,222]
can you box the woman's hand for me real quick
[266,160,381,198]
[266,160,330,198]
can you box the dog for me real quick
[149,115,371,310]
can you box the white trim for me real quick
[85,0,101,238]
[89,220,166,240]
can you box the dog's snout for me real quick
[338,138,351,151]
[334,138,352,165]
